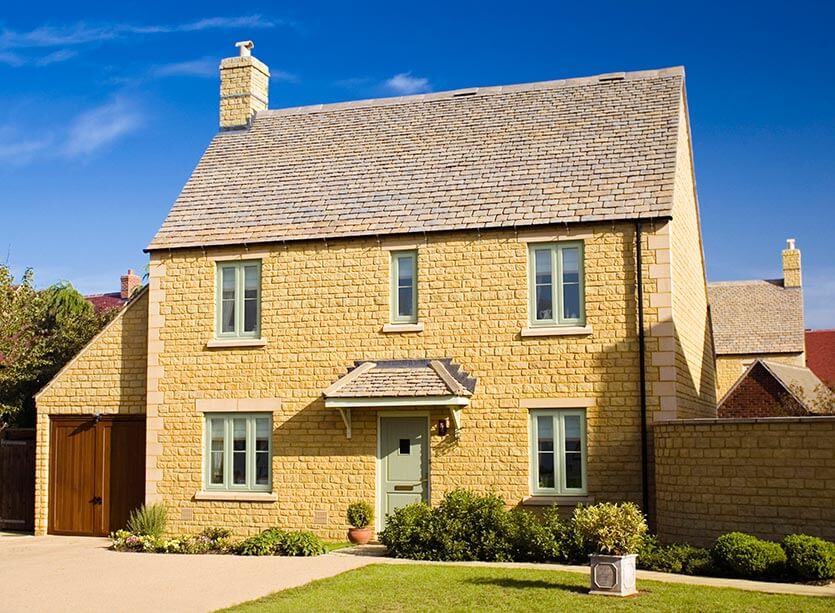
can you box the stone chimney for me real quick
[121,269,141,300]
[782,238,802,288]
[219,40,270,129]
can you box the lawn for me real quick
[223,564,833,612]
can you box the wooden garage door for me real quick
[49,415,145,536]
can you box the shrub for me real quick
[571,502,647,556]
[379,502,438,560]
[237,528,286,556]
[278,531,327,557]
[507,509,559,562]
[712,532,786,578]
[638,536,716,575]
[542,506,590,564]
[126,503,167,538]
[347,501,374,529]
[200,527,233,552]
[783,534,835,581]
[432,489,513,562]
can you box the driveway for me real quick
[0,535,377,612]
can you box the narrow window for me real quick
[391,250,418,323]
[204,413,272,491]
[530,409,587,496]
[528,242,584,326]
[216,261,261,338]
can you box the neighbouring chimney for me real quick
[219,40,270,130]
[782,238,802,288]
[121,269,141,300]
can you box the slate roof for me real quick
[708,280,804,355]
[324,359,476,398]
[147,67,685,251]
[85,292,127,313]
[806,329,835,390]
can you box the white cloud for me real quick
[62,98,141,157]
[0,51,24,66]
[152,58,217,78]
[383,72,431,95]
[0,16,280,50]
[35,49,77,66]
[0,137,51,164]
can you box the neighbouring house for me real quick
[708,240,805,399]
[717,358,833,418]
[85,269,142,313]
[34,42,716,539]
[805,329,835,390]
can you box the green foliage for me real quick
[782,534,835,581]
[126,503,168,538]
[571,502,648,556]
[638,536,716,575]
[711,532,786,578]
[542,506,593,564]
[378,502,438,560]
[506,508,560,562]
[346,501,374,529]
[0,266,117,427]
[431,489,513,562]
[236,528,326,556]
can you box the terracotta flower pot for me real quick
[347,527,373,545]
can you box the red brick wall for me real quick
[718,363,808,418]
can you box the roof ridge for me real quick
[255,66,684,119]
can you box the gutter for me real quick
[635,220,650,514]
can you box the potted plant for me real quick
[572,502,648,597]
[346,501,374,545]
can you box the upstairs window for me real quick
[205,413,271,491]
[530,409,587,496]
[528,242,584,326]
[216,261,261,338]
[391,250,418,324]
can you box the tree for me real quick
[0,265,116,427]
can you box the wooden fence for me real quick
[0,428,35,532]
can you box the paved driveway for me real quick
[0,535,377,612]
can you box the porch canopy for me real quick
[323,359,476,438]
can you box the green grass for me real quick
[322,542,353,552]
[222,564,833,612]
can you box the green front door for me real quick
[380,416,428,528]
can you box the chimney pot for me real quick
[235,40,254,57]
[782,238,802,288]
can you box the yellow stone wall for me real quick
[669,96,717,419]
[655,417,835,546]
[34,290,149,534]
[141,221,710,540]
[716,352,804,399]
[219,55,269,129]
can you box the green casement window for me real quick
[391,250,418,324]
[528,242,585,326]
[205,413,271,491]
[530,409,587,496]
[216,261,261,338]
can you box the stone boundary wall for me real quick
[655,417,835,547]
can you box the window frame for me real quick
[203,413,272,492]
[527,241,585,327]
[390,250,418,324]
[529,408,588,496]
[215,260,261,339]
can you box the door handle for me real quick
[91,496,102,505]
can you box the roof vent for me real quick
[598,72,626,82]
[452,90,478,98]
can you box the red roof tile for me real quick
[806,330,835,390]
[85,292,127,313]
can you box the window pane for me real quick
[536,416,555,489]
[210,419,224,485]
[562,247,579,282]
[221,300,235,333]
[534,249,553,321]
[538,453,555,489]
[244,265,259,292]
[222,267,236,298]
[563,283,580,320]
[564,415,583,489]
[564,415,581,451]
[565,453,583,489]
[255,417,270,486]
[398,287,413,317]
[244,299,257,332]
[537,416,554,451]
[397,255,414,285]
[232,419,246,485]
[562,247,581,320]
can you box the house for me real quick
[718,358,832,418]
[708,240,805,399]
[85,269,142,312]
[805,329,835,390]
[34,42,716,539]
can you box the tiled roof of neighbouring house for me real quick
[708,280,804,355]
[324,359,476,398]
[147,67,685,251]
[806,329,835,390]
[85,292,127,313]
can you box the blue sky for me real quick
[1,1,834,327]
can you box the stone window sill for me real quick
[206,338,268,349]
[381,322,424,333]
[520,325,592,338]
[193,491,277,502]
[521,495,594,506]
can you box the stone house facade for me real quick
[35,43,716,539]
